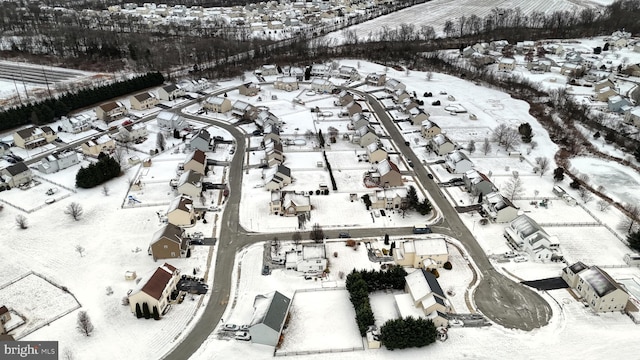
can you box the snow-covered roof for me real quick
[167,195,192,213]
[413,239,448,256]
[509,214,546,239]
[302,244,324,260]
[249,291,291,331]
[578,266,623,297]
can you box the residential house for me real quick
[394,238,449,269]
[625,63,640,77]
[421,120,441,139]
[395,269,448,328]
[156,111,189,131]
[119,123,148,141]
[285,244,326,272]
[624,107,640,127]
[366,73,386,86]
[177,170,203,198]
[255,110,280,129]
[37,150,79,174]
[82,135,115,156]
[166,195,195,227]
[239,83,260,96]
[231,100,259,121]
[461,46,476,57]
[392,90,410,104]
[594,78,615,92]
[128,263,180,318]
[264,139,284,166]
[350,113,369,130]
[273,76,299,92]
[596,86,618,102]
[310,63,330,77]
[263,124,281,144]
[259,64,279,76]
[366,142,387,164]
[346,101,362,117]
[384,78,405,93]
[560,63,584,77]
[60,114,92,133]
[463,170,496,197]
[428,134,455,156]
[263,164,292,190]
[148,223,189,261]
[498,58,516,71]
[184,149,207,175]
[189,128,211,152]
[158,83,185,101]
[96,101,127,121]
[0,143,9,157]
[526,59,552,73]
[178,78,209,93]
[370,187,408,210]
[289,67,304,81]
[504,215,562,261]
[13,126,57,149]
[203,96,232,113]
[375,159,402,188]
[338,65,359,80]
[249,291,292,346]
[482,192,519,223]
[561,262,629,312]
[401,98,420,114]
[410,109,430,126]
[334,90,354,107]
[310,78,334,93]
[270,190,310,216]
[1,162,32,188]
[608,95,632,113]
[130,92,159,110]
[444,150,474,174]
[354,125,379,148]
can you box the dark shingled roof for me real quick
[421,269,446,299]
[140,263,176,300]
[259,291,291,332]
[5,162,29,176]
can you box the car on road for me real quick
[262,265,271,275]
[240,325,249,331]
[404,141,410,146]
[380,209,386,216]
[427,173,434,179]
[514,256,528,263]
[252,130,262,136]
[223,324,239,331]
[407,160,414,167]
[229,148,235,155]
[434,159,445,164]
[234,331,251,341]
[338,232,351,238]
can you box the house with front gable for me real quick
[504,215,561,261]
[594,78,615,92]
[334,90,354,107]
[561,63,584,77]
[60,114,92,134]
[119,123,148,141]
[366,73,386,86]
[203,96,232,113]
[130,92,159,110]
[366,142,387,164]
[81,135,115,156]
[37,150,79,174]
[263,124,281,143]
[384,78,405,93]
[346,101,362,117]
[156,111,189,131]
[310,63,330,77]
[284,244,326,273]
[394,269,448,328]
[625,107,640,127]
[463,169,496,197]
[189,128,211,152]
[498,57,516,71]
[561,262,629,313]
[338,65,359,80]
[128,263,180,318]
[375,159,403,188]
[259,64,279,76]
[231,100,259,121]
[158,83,185,101]
[596,86,618,102]
[269,190,310,216]
[148,223,189,261]
[239,83,260,97]
[393,90,411,104]
[444,150,474,174]
[13,126,58,149]
[428,134,455,156]
[354,124,379,148]
[1,162,32,188]
[310,78,334,93]
[410,109,430,126]
[421,120,441,139]
[254,110,280,129]
[96,101,127,121]
[370,187,408,210]
[263,139,284,166]
[273,76,299,92]
[177,170,203,198]
[350,113,369,131]
[483,192,519,223]
[184,149,207,175]
[394,238,449,269]
[608,95,632,113]
[263,164,291,190]
[166,195,195,227]
[400,98,420,114]
[248,291,292,346]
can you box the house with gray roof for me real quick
[264,164,291,190]
[177,170,203,198]
[608,95,632,113]
[249,291,292,346]
[158,83,185,101]
[395,269,449,328]
[444,150,474,174]
[157,111,189,131]
[482,192,519,223]
[561,262,629,312]
[203,96,232,113]
[189,128,211,152]
[60,114,93,134]
[1,162,32,188]
[463,169,496,197]
[231,100,259,121]
[334,90,354,107]
[428,134,455,156]
[37,150,79,174]
[504,215,562,262]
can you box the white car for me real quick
[514,256,528,263]
[223,324,239,331]
[235,331,251,341]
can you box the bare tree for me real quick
[425,71,433,81]
[597,200,611,211]
[492,124,509,145]
[16,215,28,229]
[467,139,476,153]
[292,231,302,246]
[76,311,94,336]
[502,128,520,150]
[481,138,492,155]
[62,348,75,360]
[65,202,84,221]
[577,187,593,203]
[536,157,550,176]
[156,132,166,151]
[502,173,525,200]
[113,147,125,166]
[101,185,110,196]
[76,245,85,257]
[271,236,281,256]
[619,204,640,233]
[309,223,325,243]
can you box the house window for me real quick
[171,252,176,257]
[164,245,168,249]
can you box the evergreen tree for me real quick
[407,186,419,209]
[384,233,390,245]
[152,306,160,320]
[634,147,640,162]
[604,131,616,143]
[135,303,143,318]
[553,167,565,182]
[628,231,640,252]
[142,302,151,319]
[518,123,533,143]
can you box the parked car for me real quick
[190,239,204,246]
[262,265,271,275]
[338,232,351,238]
[240,325,249,331]
[427,173,434,179]
[252,130,262,136]
[504,251,517,258]
[235,331,251,341]
[407,160,414,167]
[514,256,528,263]
[434,159,445,164]
[223,324,239,331]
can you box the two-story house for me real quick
[128,263,180,318]
[96,101,127,121]
[37,150,79,174]
[504,215,562,261]
[482,192,519,223]
[561,262,629,313]
[130,92,159,110]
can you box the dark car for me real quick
[262,265,271,275]
[252,130,263,136]
[338,232,351,238]
[190,239,204,245]
[408,160,414,167]
[434,160,445,164]
[428,173,434,179]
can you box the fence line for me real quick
[0,271,34,290]
[538,222,601,227]
[32,174,77,193]
[275,346,364,357]
[294,286,346,293]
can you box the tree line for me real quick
[0,72,163,132]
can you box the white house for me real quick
[393,238,449,269]
[498,57,516,71]
[310,78,334,93]
[60,114,92,133]
[37,150,79,174]
[394,269,449,328]
[249,291,291,346]
[463,169,496,196]
[156,111,189,130]
[483,192,519,223]
[128,263,180,318]
[561,262,629,313]
[177,170,203,198]
[504,215,562,261]
[273,76,299,92]
[158,83,185,101]
[444,150,474,174]
[285,244,326,273]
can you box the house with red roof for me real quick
[128,263,180,318]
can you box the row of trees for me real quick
[406,186,432,215]
[0,72,164,132]
[75,155,121,188]
[379,317,437,350]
